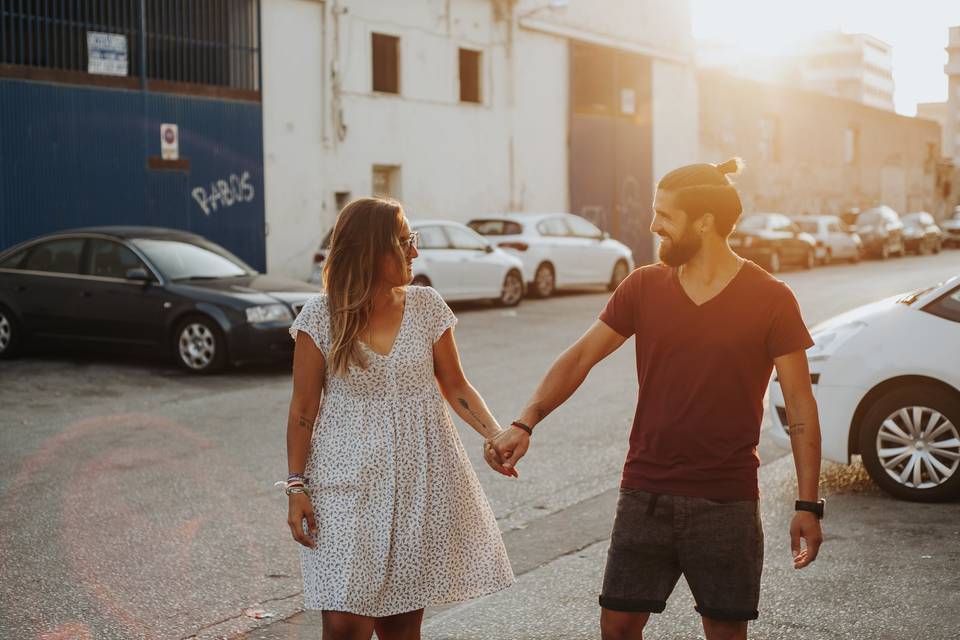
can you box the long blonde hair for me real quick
[322,197,406,377]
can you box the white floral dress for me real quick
[288,285,514,616]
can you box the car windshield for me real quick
[737,216,767,232]
[902,213,923,225]
[858,211,883,225]
[132,238,254,280]
[795,220,818,233]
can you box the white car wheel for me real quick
[860,385,960,502]
[608,260,629,291]
[498,271,524,307]
[533,264,555,298]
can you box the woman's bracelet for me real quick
[274,477,311,497]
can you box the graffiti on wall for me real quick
[192,171,255,216]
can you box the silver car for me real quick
[793,215,863,264]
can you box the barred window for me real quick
[0,0,260,93]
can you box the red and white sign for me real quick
[160,123,179,160]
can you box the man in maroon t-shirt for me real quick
[486,160,823,640]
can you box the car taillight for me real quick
[313,253,325,264]
[498,241,529,251]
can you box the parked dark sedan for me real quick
[0,227,321,373]
[854,206,905,259]
[901,211,943,255]
[728,213,817,273]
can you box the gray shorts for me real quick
[600,488,763,621]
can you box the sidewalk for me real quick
[226,449,960,640]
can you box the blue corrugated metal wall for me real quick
[0,79,265,270]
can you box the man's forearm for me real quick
[517,347,591,429]
[784,393,822,501]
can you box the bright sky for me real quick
[690,0,960,116]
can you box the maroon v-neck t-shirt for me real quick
[599,261,813,500]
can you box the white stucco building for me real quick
[260,0,698,278]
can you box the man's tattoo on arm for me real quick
[786,422,806,437]
[458,397,490,433]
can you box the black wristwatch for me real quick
[795,499,825,519]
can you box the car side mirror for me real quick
[126,267,151,282]
[484,244,494,254]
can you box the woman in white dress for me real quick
[284,197,515,639]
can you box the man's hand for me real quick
[488,426,531,476]
[790,511,822,569]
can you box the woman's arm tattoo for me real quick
[457,397,490,432]
[297,414,314,430]
[786,422,806,438]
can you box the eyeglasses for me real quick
[400,231,420,250]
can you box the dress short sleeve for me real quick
[420,286,457,342]
[289,294,329,355]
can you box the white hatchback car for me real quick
[768,276,960,502]
[309,220,525,306]
[793,215,863,264]
[467,213,635,297]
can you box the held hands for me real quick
[790,511,823,569]
[483,425,530,478]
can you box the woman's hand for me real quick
[483,431,520,478]
[287,493,318,548]
[488,426,530,476]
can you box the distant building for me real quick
[699,70,942,217]
[946,26,960,163]
[917,101,950,159]
[261,0,699,278]
[798,32,895,112]
[697,31,895,112]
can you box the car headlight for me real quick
[806,321,866,362]
[245,304,293,324]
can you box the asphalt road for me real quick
[1,251,959,640]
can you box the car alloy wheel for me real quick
[534,264,555,298]
[0,310,13,356]
[879,242,889,260]
[499,271,524,307]
[175,317,226,374]
[609,260,629,291]
[860,385,960,501]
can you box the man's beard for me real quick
[658,225,702,267]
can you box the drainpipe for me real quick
[138,0,148,91]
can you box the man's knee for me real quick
[600,608,650,640]
[701,616,747,640]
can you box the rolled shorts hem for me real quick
[695,605,759,621]
[598,595,667,613]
